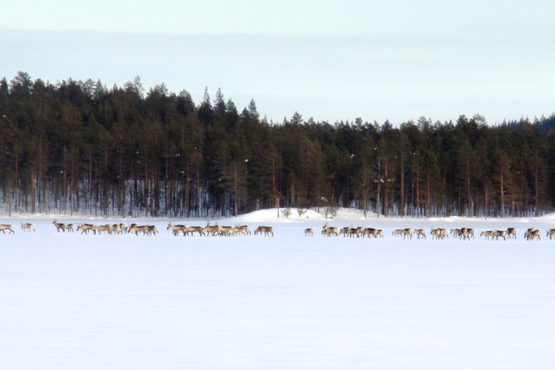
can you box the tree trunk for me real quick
[384,159,389,217]
[233,166,238,217]
[534,160,539,216]
[400,154,405,217]
[426,170,431,217]
[415,166,420,217]
[500,173,505,218]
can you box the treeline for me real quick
[0,72,553,217]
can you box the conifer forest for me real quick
[0,72,553,217]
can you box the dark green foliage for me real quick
[0,73,552,217]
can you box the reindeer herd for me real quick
[165,223,276,237]
[0,220,277,237]
[313,225,554,242]
[318,225,384,238]
[0,220,552,242]
[47,221,276,237]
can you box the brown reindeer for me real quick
[431,228,447,240]
[187,226,206,236]
[52,220,65,232]
[459,228,470,240]
[219,226,235,236]
[146,225,158,235]
[237,225,251,235]
[340,227,350,237]
[203,224,220,236]
[322,225,339,237]
[506,227,517,239]
[233,226,247,236]
[392,229,404,237]
[254,226,274,237]
[0,224,15,234]
[525,228,541,241]
[467,228,475,239]
[415,228,426,239]
[494,230,507,241]
[480,230,495,240]
[21,223,35,232]
[167,223,187,236]
[364,227,377,238]
[349,227,363,238]
[304,228,314,236]
[96,224,112,235]
[77,224,96,235]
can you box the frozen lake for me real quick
[1,211,554,369]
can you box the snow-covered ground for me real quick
[1,209,554,369]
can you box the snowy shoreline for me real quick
[0,207,553,224]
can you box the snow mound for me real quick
[224,207,381,224]
[333,208,377,221]
[229,208,327,223]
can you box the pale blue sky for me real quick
[1,0,554,123]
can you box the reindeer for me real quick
[392,229,404,237]
[110,224,120,234]
[480,230,495,240]
[112,223,125,235]
[349,227,363,238]
[187,226,206,236]
[431,228,447,240]
[459,228,470,240]
[322,225,339,237]
[233,226,247,236]
[77,224,96,235]
[145,225,158,235]
[237,225,251,235]
[467,228,475,239]
[96,224,112,235]
[262,226,274,237]
[0,224,15,234]
[304,228,314,236]
[525,228,541,241]
[547,229,555,240]
[506,227,517,239]
[167,223,187,236]
[128,225,154,235]
[340,227,350,237]
[63,223,75,232]
[204,223,220,236]
[494,230,507,241]
[328,227,339,237]
[21,223,35,232]
[125,223,137,234]
[254,226,274,237]
[52,220,65,232]
[376,229,384,238]
[174,225,188,236]
[128,224,146,235]
[364,227,378,238]
[415,228,426,239]
[403,228,413,240]
[219,226,235,236]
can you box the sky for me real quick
[1,0,554,124]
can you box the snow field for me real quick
[0,212,554,369]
